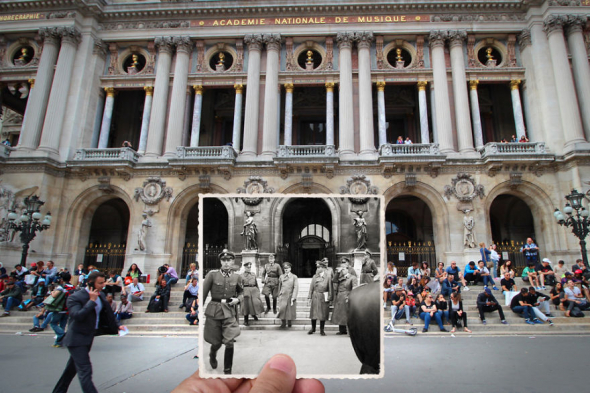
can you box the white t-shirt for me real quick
[478,266,490,275]
[565,287,586,303]
[127,283,145,299]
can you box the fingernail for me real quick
[268,354,294,375]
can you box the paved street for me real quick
[1,333,589,392]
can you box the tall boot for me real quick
[209,344,221,369]
[308,319,316,334]
[223,347,234,375]
[287,320,292,328]
[337,325,347,335]
[272,298,277,314]
[264,296,271,313]
[320,320,326,336]
[280,319,286,328]
[244,315,249,327]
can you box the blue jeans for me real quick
[420,311,444,330]
[482,275,495,287]
[491,260,499,279]
[50,313,68,345]
[165,275,178,285]
[2,297,21,312]
[34,312,53,329]
[186,313,199,324]
[440,310,449,324]
[115,312,133,323]
[512,305,535,320]
[390,304,410,321]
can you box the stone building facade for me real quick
[1,0,590,276]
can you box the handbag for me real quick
[487,261,494,269]
[124,276,133,285]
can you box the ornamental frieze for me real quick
[443,173,485,202]
[134,177,173,206]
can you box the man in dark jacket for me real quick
[52,271,125,393]
[0,277,23,316]
[476,288,508,325]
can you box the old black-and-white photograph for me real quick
[198,194,383,378]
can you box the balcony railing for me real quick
[379,143,441,156]
[277,144,337,158]
[481,142,547,158]
[175,145,236,160]
[73,147,139,163]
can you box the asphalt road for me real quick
[0,334,588,392]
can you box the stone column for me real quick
[376,81,387,146]
[417,81,430,144]
[326,82,335,146]
[544,16,586,148]
[566,15,590,141]
[429,31,454,153]
[356,31,376,156]
[242,34,263,157]
[138,86,153,154]
[261,34,281,157]
[336,32,355,158]
[182,88,192,147]
[97,87,116,149]
[91,90,105,148]
[18,28,60,151]
[189,85,204,147]
[284,83,294,146]
[469,80,484,148]
[38,27,82,154]
[430,83,438,143]
[164,37,192,156]
[145,37,174,157]
[448,31,474,153]
[510,80,527,139]
[232,84,244,150]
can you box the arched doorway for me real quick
[181,201,200,277]
[84,198,129,272]
[201,198,229,274]
[489,194,537,270]
[281,198,333,278]
[385,196,435,276]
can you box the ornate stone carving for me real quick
[354,31,374,48]
[0,181,16,243]
[235,39,244,72]
[339,175,378,204]
[154,36,175,54]
[416,35,425,68]
[336,32,355,49]
[263,33,281,51]
[429,30,446,47]
[107,43,118,75]
[60,27,82,46]
[93,39,107,58]
[549,0,581,6]
[510,172,523,189]
[467,35,476,67]
[444,173,485,201]
[565,15,588,35]
[518,29,532,50]
[544,15,567,36]
[138,213,151,252]
[285,37,294,71]
[301,173,313,193]
[353,210,368,250]
[199,174,211,192]
[99,21,190,31]
[463,210,476,249]
[38,27,62,45]
[447,30,467,47]
[145,42,156,74]
[98,177,113,194]
[507,34,517,67]
[236,176,274,206]
[244,34,263,51]
[134,177,173,206]
[195,40,204,72]
[174,36,192,53]
[432,14,526,22]
[325,37,334,70]
[375,35,384,69]
[404,173,417,189]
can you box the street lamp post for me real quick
[554,189,590,266]
[6,195,52,266]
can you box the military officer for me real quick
[202,249,244,374]
[262,253,283,314]
[240,262,263,326]
[277,262,299,328]
[308,259,333,336]
[331,259,358,335]
[360,250,378,284]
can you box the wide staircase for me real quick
[3,277,590,336]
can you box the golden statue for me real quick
[130,54,140,69]
[16,48,29,62]
[395,48,403,62]
[306,50,313,65]
[217,52,225,66]
[486,47,494,61]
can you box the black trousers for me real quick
[477,304,505,321]
[52,343,97,393]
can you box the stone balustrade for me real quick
[175,145,236,160]
[73,147,139,162]
[379,143,441,156]
[277,144,337,158]
[481,142,547,157]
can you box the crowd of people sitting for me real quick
[383,253,590,334]
[0,260,201,344]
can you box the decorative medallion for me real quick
[339,175,378,204]
[443,173,485,201]
[134,177,173,206]
[236,176,275,206]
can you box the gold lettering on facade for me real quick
[0,13,42,22]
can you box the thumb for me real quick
[249,354,296,393]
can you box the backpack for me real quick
[570,308,585,318]
[44,283,75,313]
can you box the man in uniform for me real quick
[360,250,378,284]
[240,262,263,326]
[202,249,244,374]
[331,260,358,335]
[262,253,283,314]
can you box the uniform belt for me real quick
[267,275,278,278]
[243,285,256,287]
[211,298,233,303]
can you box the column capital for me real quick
[244,34,264,51]
[284,83,294,93]
[144,86,154,96]
[28,78,35,89]
[336,32,355,49]
[469,80,479,90]
[193,85,203,95]
[354,31,374,49]
[325,82,335,92]
[234,84,244,94]
[544,15,567,36]
[93,38,108,58]
[173,36,193,53]
[38,27,62,45]
[447,30,467,48]
[263,33,282,51]
[517,29,532,50]
[60,27,82,46]
[104,87,116,97]
[376,81,386,92]
[510,79,521,90]
[417,81,428,91]
[565,15,588,36]
[428,30,446,48]
[154,36,175,54]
